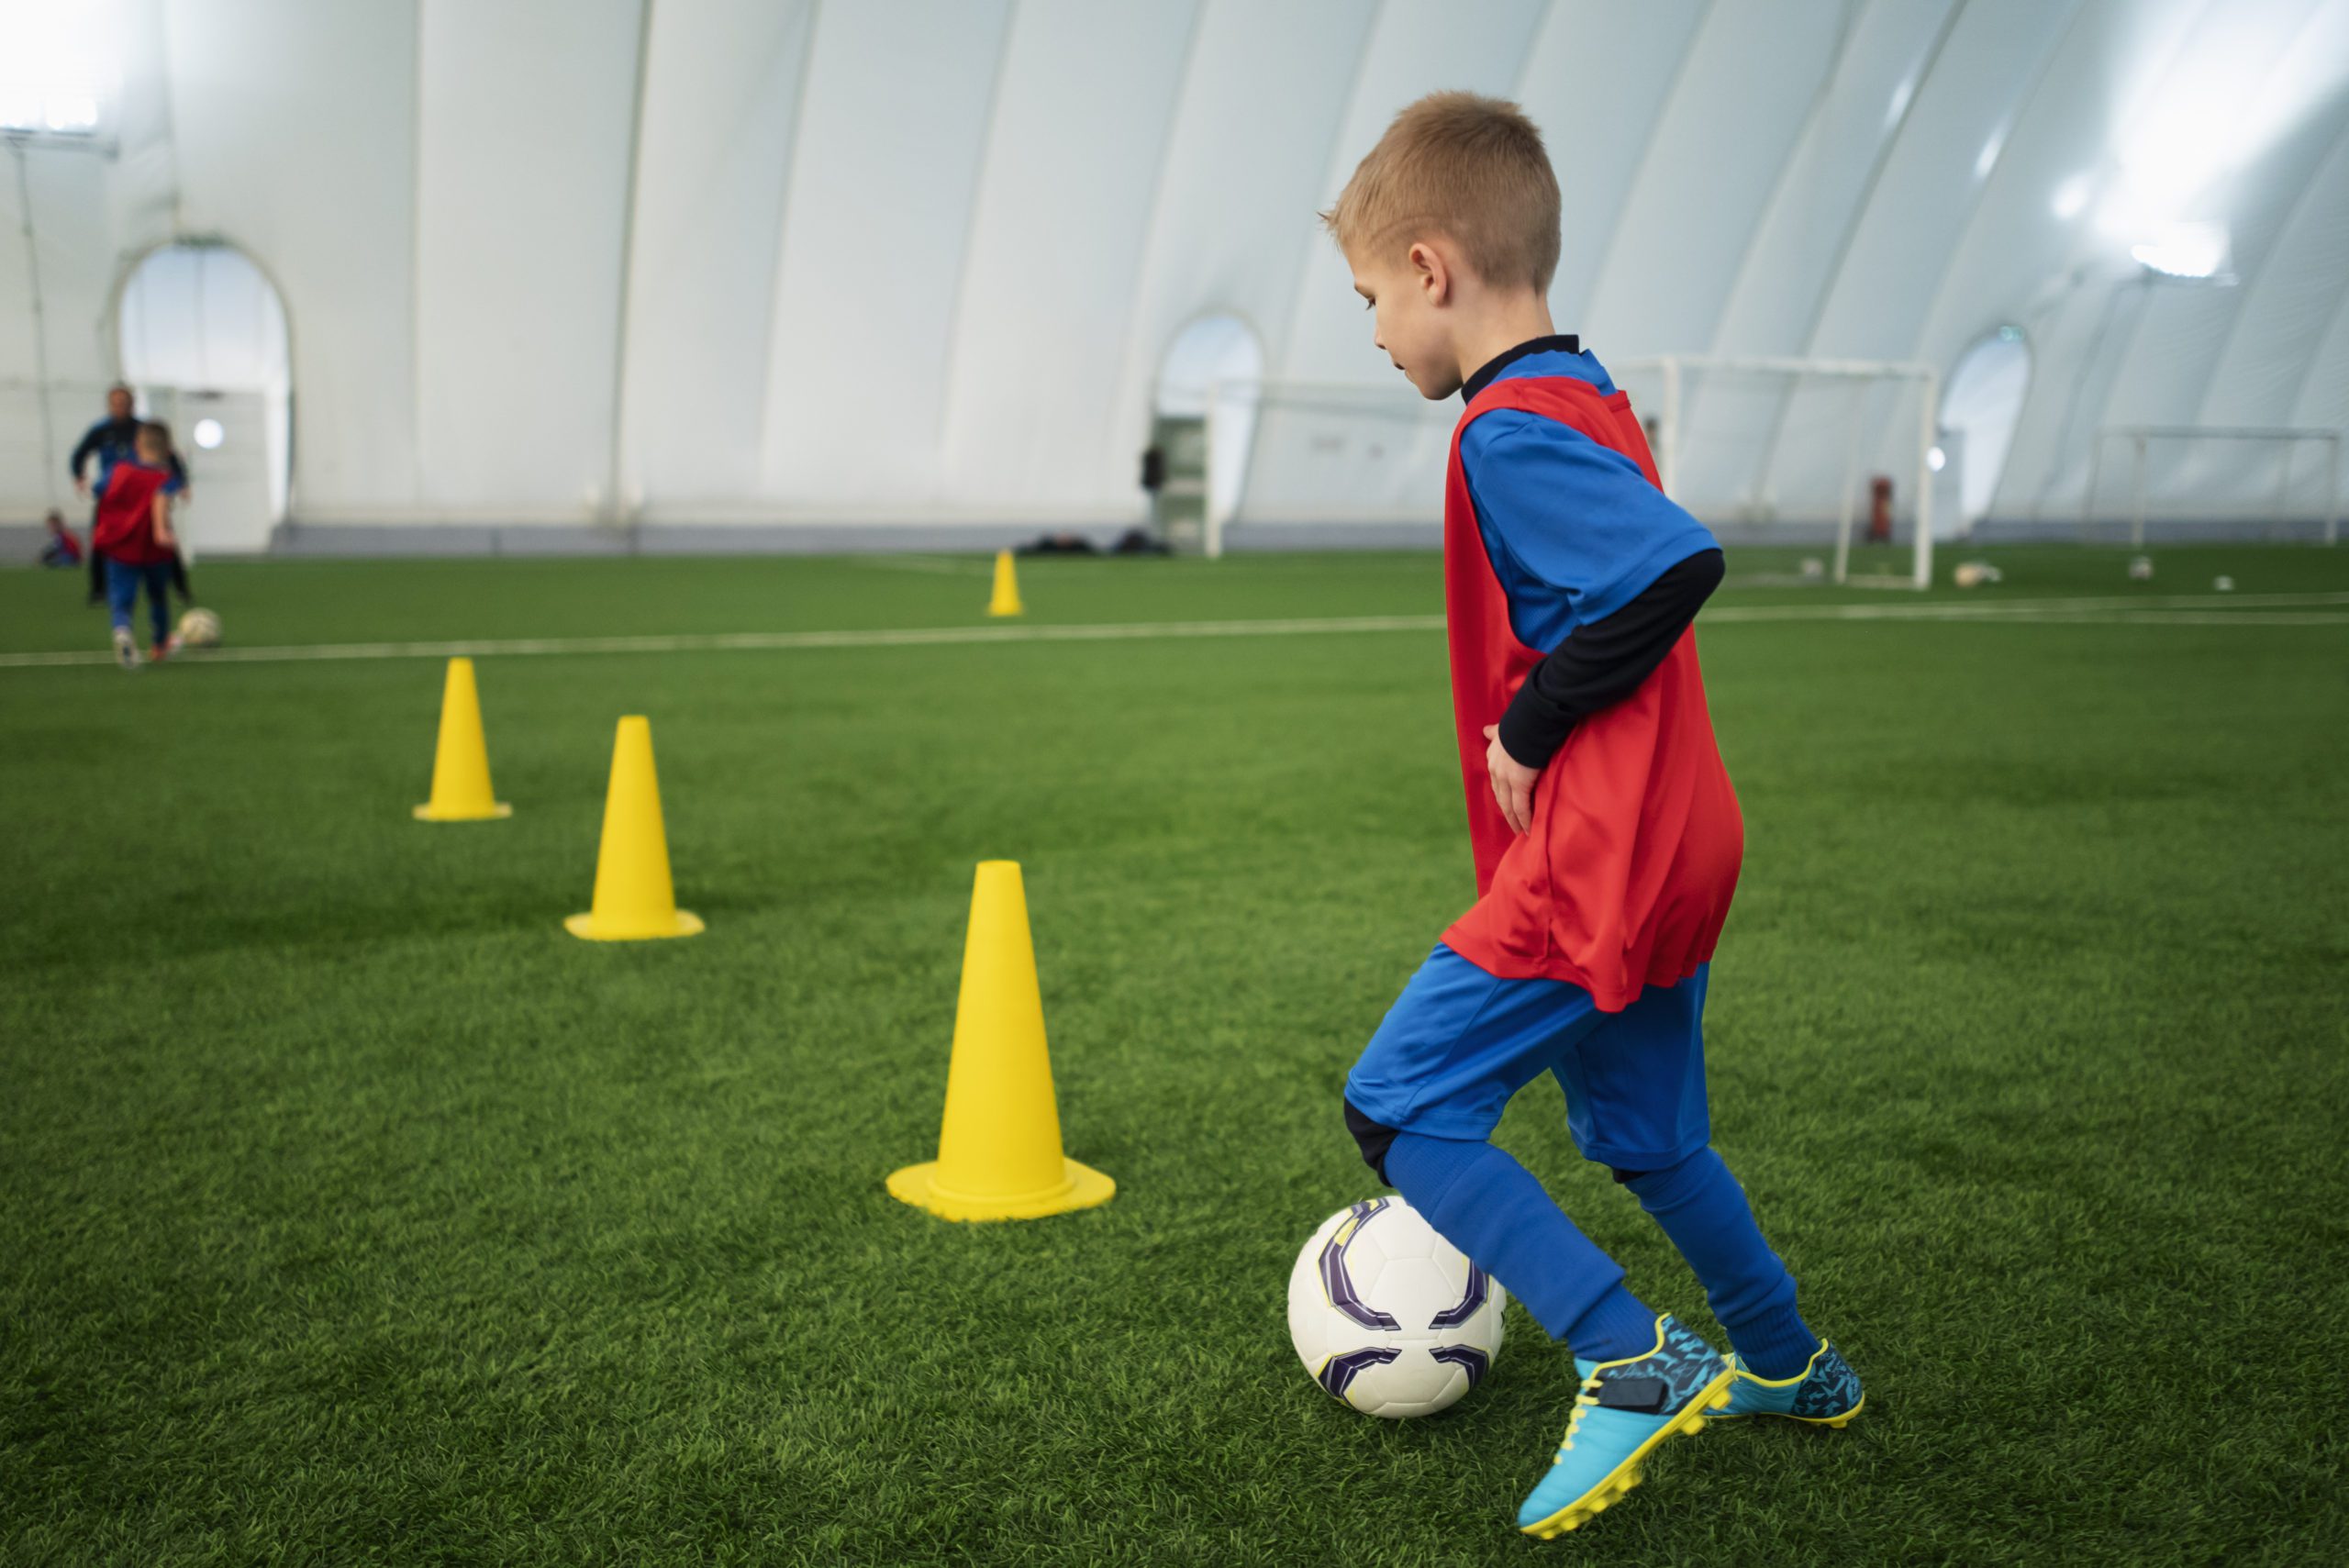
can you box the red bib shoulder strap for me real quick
[1450,374,1664,491]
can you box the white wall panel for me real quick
[618,0,815,506]
[161,0,417,514]
[1809,0,2076,364]
[1516,0,1706,334]
[2205,110,2349,427]
[1916,0,2194,518]
[2090,0,2332,434]
[1711,0,1957,357]
[756,0,1013,511]
[938,0,1198,511]
[1109,0,1378,479]
[412,0,640,516]
[4,0,2345,532]
[1583,0,1847,357]
[1280,0,1549,388]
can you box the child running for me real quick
[92,422,184,671]
[1320,94,1860,1539]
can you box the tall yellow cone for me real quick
[413,656,511,821]
[564,716,704,941]
[986,550,1024,617]
[887,862,1114,1221]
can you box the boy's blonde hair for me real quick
[1320,92,1561,294]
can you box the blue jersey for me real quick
[1457,347,1717,652]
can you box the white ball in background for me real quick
[2213,575,2235,593]
[1287,1197,1507,1419]
[2128,556,2154,582]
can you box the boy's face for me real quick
[1348,238,1464,401]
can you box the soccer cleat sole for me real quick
[1519,1370,1734,1540]
[1716,1393,1865,1429]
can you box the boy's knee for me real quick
[1610,1148,1699,1189]
[1343,1098,1401,1184]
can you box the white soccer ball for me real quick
[2128,555,2154,582]
[177,606,222,647]
[1287,1197,1507,1418]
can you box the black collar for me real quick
[1462,334,1582,404]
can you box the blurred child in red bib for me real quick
[93,423,183,670]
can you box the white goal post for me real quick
[1613,355,1937,590]
[1207,356,1938,588]
[2082,426,2341,547]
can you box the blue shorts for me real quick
[1345,942,1710,1172]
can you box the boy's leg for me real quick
[105,557,139,633]
[1616,1150,1814,1378]
[105,558,139,669]
[1558,967,1818,1379]
[1343,945,1653,1363]
[1349,946,1734,1536]
[1380,1134,1657,1363]
[144,562,173,646]
[169,550,192,602]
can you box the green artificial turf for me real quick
[2,545,2343,1564]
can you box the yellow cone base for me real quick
[886,1155,1115,1222]
[564,908,704,943]
[413,801,512,822]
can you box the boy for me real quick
[1321,95,1859,1539]
[92,423,184,671]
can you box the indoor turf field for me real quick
[2,545,2344,1565]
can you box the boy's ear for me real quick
[1408,239,1451,306]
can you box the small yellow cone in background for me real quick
[986,550,1024,617]
[888,861,1114,1221]
[564,716,704,942]
[413,656,511,821]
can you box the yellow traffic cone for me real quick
[986,550,1023,617]
[564,716,704,941]
[413,656,511,821]
[887,861,1114,1221]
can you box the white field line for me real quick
[3,595,2345,672]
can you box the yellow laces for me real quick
[1555,1377,1604,1457]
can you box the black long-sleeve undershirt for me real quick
[1497,549,1725,771]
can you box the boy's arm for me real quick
[1497,548,1723,770]
[151,490,176,550]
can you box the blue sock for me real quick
[1383,1131,1656,1364]
[1621,1149,1815,1379]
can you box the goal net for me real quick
[1611,356,1937,589]
[1208,358,1938,587]
[2080,427,2342,546]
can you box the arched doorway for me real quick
[1940,327,2031,530]
[117,239,292,552]
[1154,313,1263,554]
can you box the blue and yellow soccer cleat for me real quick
[1719,1340,1864,1427]
[1516,1316,1732,1539]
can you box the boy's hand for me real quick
[1482,724,1539,835]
